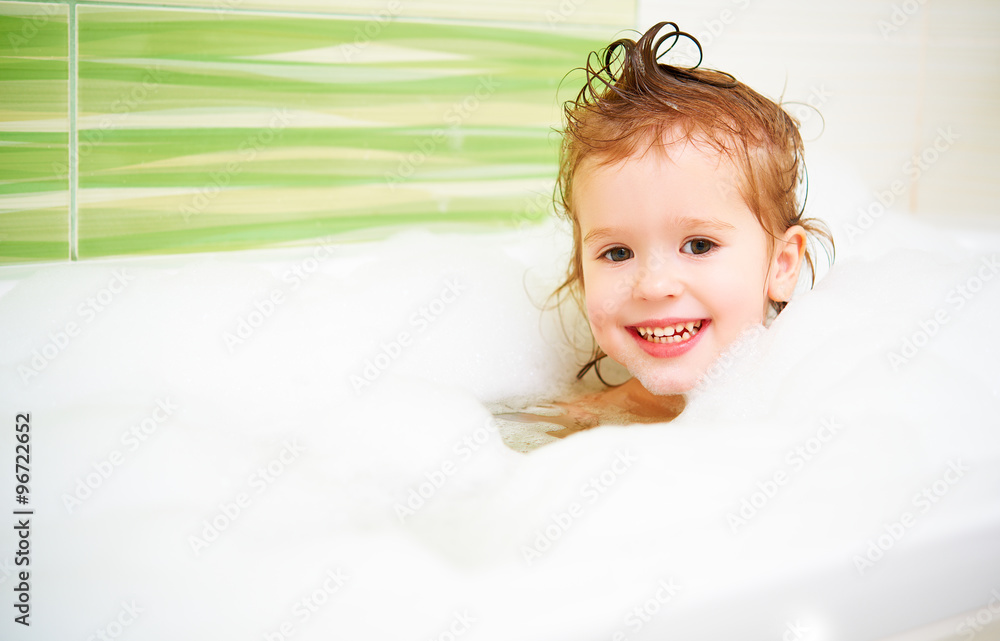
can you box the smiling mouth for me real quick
[634,320,704,344]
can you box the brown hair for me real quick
[553,21,834,381]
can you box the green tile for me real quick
[77,5,613,258]
[89,0,636,28]
[0,1,69,264]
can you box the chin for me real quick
[608,354,700,395]
[599,339,707,396]
[631,370,698,396]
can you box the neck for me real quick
[614,377,686,422]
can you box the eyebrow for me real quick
[582,216,736,246]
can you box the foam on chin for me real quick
[613,350,701,395]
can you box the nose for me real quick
[632,252,683,300]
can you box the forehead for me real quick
[571,137,747,227]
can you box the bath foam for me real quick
[0,173,999,639]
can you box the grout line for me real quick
[69,1,79,261]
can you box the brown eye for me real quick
[603,247,633,262]
[684,239,715,255]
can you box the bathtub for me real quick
[1,157,999,641]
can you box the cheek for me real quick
[583,291,624,359]
[707,264,769,329]
[584,288,611,336]
[588,260,634,296]
[582,268,627,331]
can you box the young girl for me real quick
[496,21,833,447]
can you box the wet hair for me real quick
[552,21,834,382]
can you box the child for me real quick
[497,21,833,446]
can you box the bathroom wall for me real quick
[0,0,635,263]
[638,0,1000,226]
[6,0,996,266]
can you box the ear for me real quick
[766,225,807,303]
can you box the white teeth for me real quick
[637,320,704,343]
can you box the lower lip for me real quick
[628,321,710,358]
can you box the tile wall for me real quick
[0,0,635,263]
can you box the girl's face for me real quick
[573,138,805,395]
